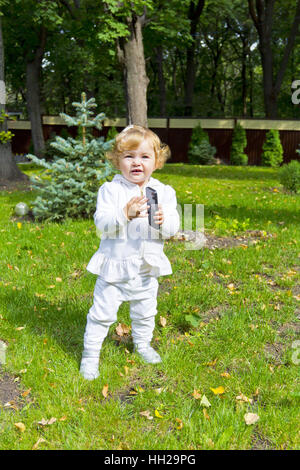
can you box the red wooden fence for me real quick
[9,117,300,165]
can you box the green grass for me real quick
[0,163,299,450]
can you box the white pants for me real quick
[82,272,159,358]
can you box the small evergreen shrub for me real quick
[42,131,70,161]
[188,123,216,164]
[279,160,300,193]
[27,93,116,222]
[261,129,283,167]
[188,140,216,165]
[230,123,248,165]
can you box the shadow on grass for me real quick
[2,288,89,365]
[2,285,133,370]
[157,164,278,181]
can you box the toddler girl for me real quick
[80,125,180,380]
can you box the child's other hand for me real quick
[124,196,149,220]
[154,204,164,225]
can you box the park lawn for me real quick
[0,163,299,450]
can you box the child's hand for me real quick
[124,196,149,221]
[154,204,164,225]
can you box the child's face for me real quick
[118,139,157,187]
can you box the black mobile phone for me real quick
[146,187,159,229]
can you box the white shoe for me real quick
[134,343,162,364]
[79,356,100,380]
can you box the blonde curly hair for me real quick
[106,125,171,170]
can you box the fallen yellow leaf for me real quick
[175,418,183,430]
[203,408,210,420]
[154,409,163,418]
[159,316,167,327]
[206,358,218,367]
[210,386,225,395]
[21,388,31,398]
[14,422,26,432]
[220,372,231,378]
[102,384,109,398]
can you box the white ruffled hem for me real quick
[86,251,172,281]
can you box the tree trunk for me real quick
[183,0,205,116]
[249,56,254,117]
[156,46,166,116]
[117,11,149,127]
[241,38,247,116]
[184,46,197,116]
[248,0,300,118]
[0,17,27,181]
[26,26,46,157]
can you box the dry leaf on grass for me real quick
[227,283,235,291]
[4,401,18,411]
[244,412,259,425]
[115,323,131,337]
[236,393,253,404]
[102,384,109,398]
[206,358,218,367]
[192,389,202,400]
[200,394,211,407]
[140,410,153,420]
[38,417,57,426]
[32,437,46,450]
[159,316,167,327]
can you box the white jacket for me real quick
[86,174,180,281]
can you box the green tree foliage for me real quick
[230,122,248,165]
[261,129,283,167]
[3,0,300,125]
[27,93,116,221]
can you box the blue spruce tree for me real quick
[27,93,116,221]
